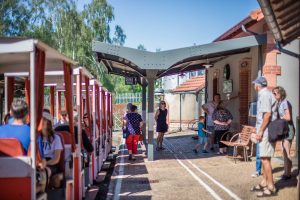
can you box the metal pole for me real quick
[76,73,82,200]
[179,93,182,131]
[92,82,97,180]
[142,82,147,145]
[55,90,59,124]
[147,78,155,161]
[4,76,8,114]
[29,49,36,199]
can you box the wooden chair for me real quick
[221,125,256,162]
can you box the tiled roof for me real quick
[213,9,264,42]
[172,76,205,93]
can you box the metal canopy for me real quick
[258,0,300,45]
[0,37,78,73]
[93,34,266,79]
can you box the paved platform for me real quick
[107,131,298,200]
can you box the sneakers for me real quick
[251,172,261,178]
[202,150,209,154]
[193,149,198,154]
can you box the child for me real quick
[193,116,211,154]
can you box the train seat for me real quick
[0,138,25,156]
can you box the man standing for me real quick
[252,76,277,197]
[202,93,221,151]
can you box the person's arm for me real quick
[256,112,271,141]
[154,110,160,122]
[213,120,227,125]
[139,121,144,129]
[202,128,212,134]
[47,150,62,165]
[82,130,94,153]
[202,104,209,114]
[282,108,291,121]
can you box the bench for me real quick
[221,125,256,162]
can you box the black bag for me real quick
[268,102,289,142]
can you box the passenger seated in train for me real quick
[41,112,64,188]
[83,113,92,132]
[54,115,94,153]
[2,113,12,125]
[54,110,69,127]
[0,100,30,154]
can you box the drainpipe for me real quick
[258,45,263,76]
[295,48,300,199]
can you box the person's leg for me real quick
[203,137,209,150]
[208,126,215,150]
[215,131,223,153]
[126,135,133,158]
[261,157,275,189]
[256,144,262,175]
[132,134,140,156]
[282,139,292,176]
[160,132,165,149]
[156,132,162,150]
[259,159,267,187]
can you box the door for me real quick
[239,59,251,125]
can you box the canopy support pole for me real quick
[29,49,36,199]
[142,81,147,145]
[4,76,8,114]
[147,78,155,161]
[179,93,182,132]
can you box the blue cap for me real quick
[252,76,268,86]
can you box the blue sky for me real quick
[78,0,259,52]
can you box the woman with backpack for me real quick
[124,105,143,160]
[272,86,295,180]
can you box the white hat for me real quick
[43,112,54,125]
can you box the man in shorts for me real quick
[252,76,277,197]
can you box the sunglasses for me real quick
[273,92,279,95]
[160,102,166,105]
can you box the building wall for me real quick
[164,93,199,129]
[206,47,259,128]
[276,39,300,124]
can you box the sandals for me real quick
[256,187,278,198]
[250,184,266,192]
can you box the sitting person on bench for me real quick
[54,115,93,153]
[41,112,63,188]
[0,100,30,154]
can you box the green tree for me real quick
[0,0,139,96]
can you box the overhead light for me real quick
[241,24,258,35]
[178,72,186,77]
[203,58,213,69]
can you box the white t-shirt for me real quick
[42,134,63,159]
[203,101,218,126]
